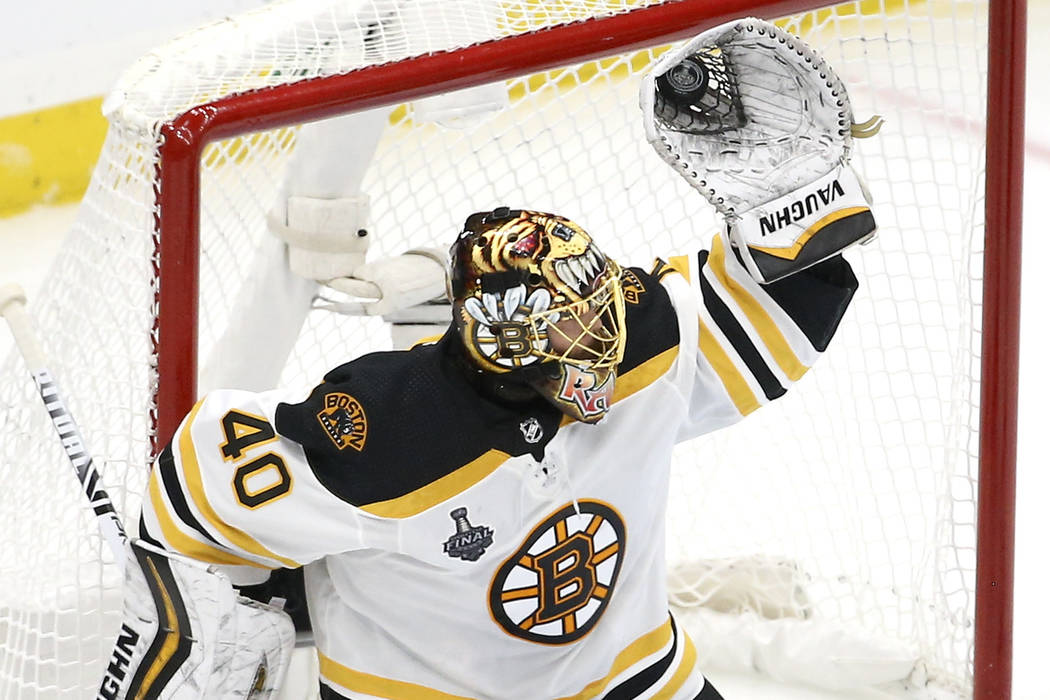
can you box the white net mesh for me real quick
[0,0,990,696]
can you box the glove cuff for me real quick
[728,165,876,283]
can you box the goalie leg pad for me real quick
[99,540,295,699]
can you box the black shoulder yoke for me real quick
[618,265,680,374]
[274,330,562,508]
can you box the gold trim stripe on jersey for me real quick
[665,255,692,281]
[318,617,679,700]
[359,449,511,518]
[559,345,680,427]
[613,346,679,404]
[178,400,300,568]
[554,618,674,700]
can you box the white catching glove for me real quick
[640,18,880,282]
[97,540,295,699]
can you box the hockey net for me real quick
[0,0,1021,697]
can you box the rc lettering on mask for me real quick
[557,365,614,419]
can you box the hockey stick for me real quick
[0,283,128,572]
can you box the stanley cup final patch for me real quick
[444,508,494,561]
[316,392,368,451]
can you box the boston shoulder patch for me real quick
[488,500,625,645]
[621,268,647,304]
[316,392,368,451]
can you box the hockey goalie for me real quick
[101,18,878,699]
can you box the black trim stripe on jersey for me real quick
[697,251,786,401]
[124,545,194,699]
[137,511,163,549]
[315,617,703,700]
[319,683,351,700]
[155,445,222,546]
[603,614,680,699]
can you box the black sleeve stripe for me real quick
[697,251,787,401]
[156,445,221,547]
[137,511,163,549]
[320,684,353,699]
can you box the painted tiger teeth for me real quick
[587,248,605,276]
[555,259,579,293]
[579,250,596,279]
[568,258,587,289]
[555,248,606,294]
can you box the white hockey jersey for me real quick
[139,236,857,699]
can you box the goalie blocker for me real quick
[98,540,295,699]
[640,18,879,283]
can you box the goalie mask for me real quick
[448,208,627,423]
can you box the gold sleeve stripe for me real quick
[360,449,511,519]
[147,469,269,569]
[555,618,674,700]
[666,254,692,282]
[748,207,871,259]
[698,318,761,416]
[318,652,474,700]
[708,236,809,382]
[651,632,699,700]
[178,401,300,569]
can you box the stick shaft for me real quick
[1,286,128,571]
